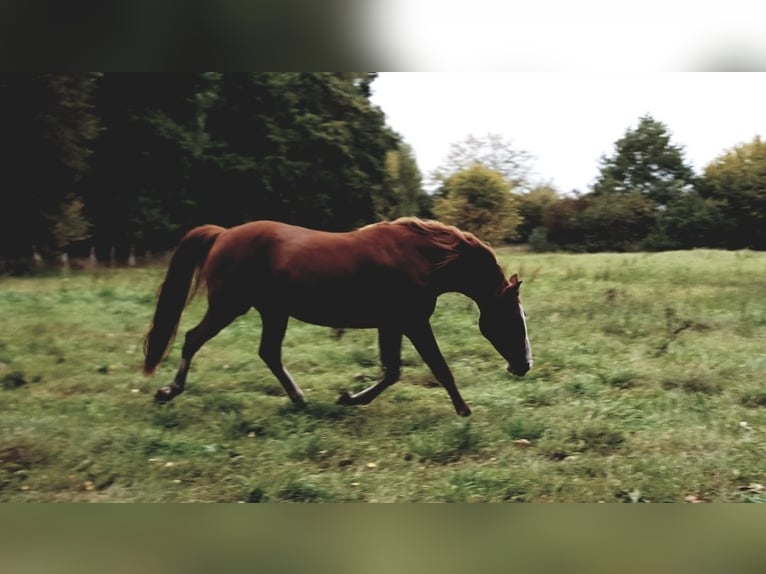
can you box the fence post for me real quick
[32,246,43,268]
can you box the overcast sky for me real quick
[370,73,766,193]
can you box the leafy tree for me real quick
[541,194,589,249]
[579,192,657,252]
[377,141,430,220]
[527,226,555,252]
[541,191,655,252]
[0,73,100,268]
[1,72,415,271]
[81,73,208,257]
[648,191,728,250]
[51,195,90,249]
[81,72,398,259]
[200,72,398,231]
[433,165,521,244]
[431,132,532,190]
[593,115,696,207]
[698,135,766,249]
[516,183,559,242]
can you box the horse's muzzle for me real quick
[507,362,531,377]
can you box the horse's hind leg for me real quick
[258,311,305,405]
[155,301,246,402]
[337,327,402,407]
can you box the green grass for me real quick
[1,249,765,502]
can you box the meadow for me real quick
[1,248,765,502]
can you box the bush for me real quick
[433,165,521,244]
[528,227,554,252]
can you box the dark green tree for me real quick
[542,191,660,252]
[0,73,100,269]
[377,141,430,220]
[541,194,589,250]
[200,72,398,231]
[593,115,696,207]
[648,191,728,250]
[82,73,212,257]
[579,192,657,252]
[516,183,558,243]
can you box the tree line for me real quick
[1,74,763,274]
[0,73,429,272]
[434,116,765,253]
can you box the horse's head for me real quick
[479,273,533,377]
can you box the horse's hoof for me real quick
[456,404,472,417]
[290,397,307,409]
[154,387,176,403]
[289,392,306,405]
[336,391,354,406]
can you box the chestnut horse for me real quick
[143,218,532,416]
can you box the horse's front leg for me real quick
[258,312,305,405]
[337,327,402,406]
[405,321,471,417]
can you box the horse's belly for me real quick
[254,261,430,328]
[288,297,391,328]
[283,283,423,328]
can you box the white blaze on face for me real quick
[519,303,533,367]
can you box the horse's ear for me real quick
[503,274,521,296]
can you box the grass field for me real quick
[1,248,765,502]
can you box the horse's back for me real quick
[202,220,434,327]
[212,220,421,273]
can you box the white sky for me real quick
[370,73,766,193]
[364,2,766,73]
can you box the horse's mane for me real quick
[385,217,496,268]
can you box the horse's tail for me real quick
[143,225,225,376]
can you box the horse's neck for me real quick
[434,251,504,305]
